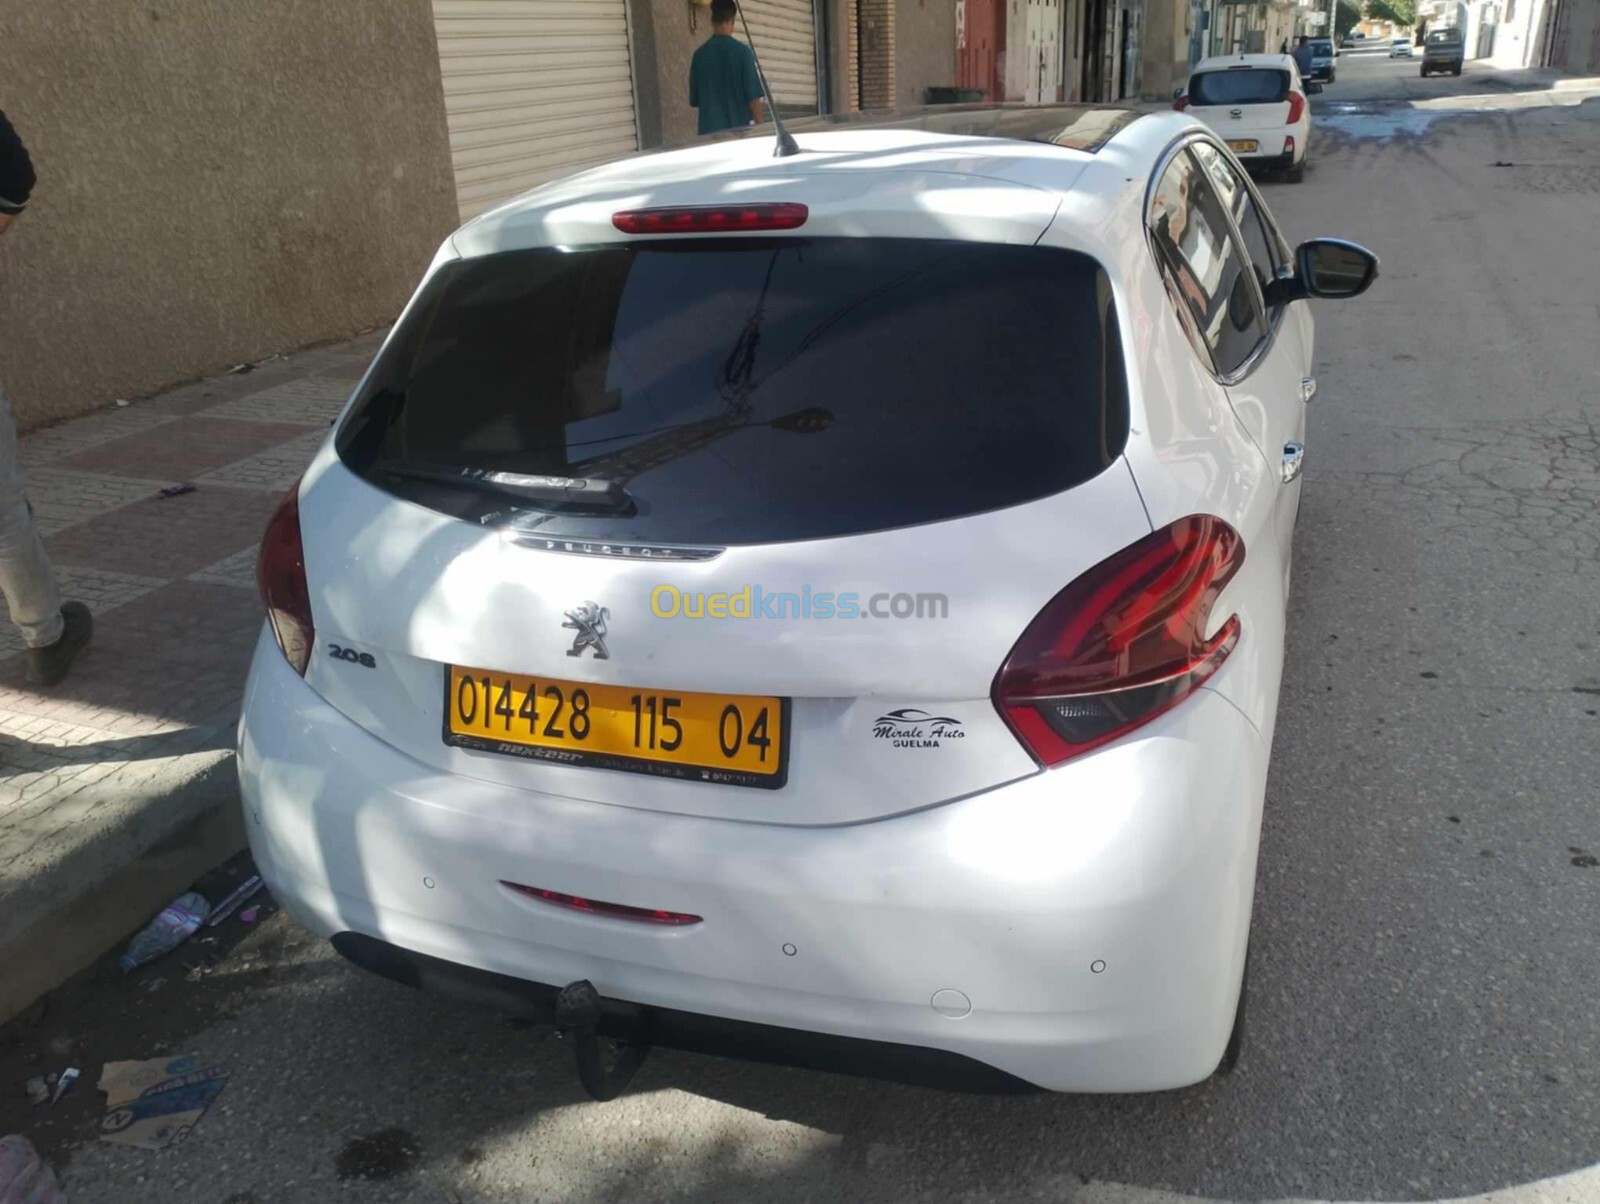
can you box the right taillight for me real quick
[257,484,314,676]
[1286,91,1307,123]
[994,516,1245,768]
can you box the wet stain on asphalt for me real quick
[337,1127,424,1181]
[1568,847,1599,868]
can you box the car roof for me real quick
[1192,53,1296,73]
[452,104,1199,254]
[754,103,1145,154]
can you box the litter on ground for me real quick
[97,1055,230,1151]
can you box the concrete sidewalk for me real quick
[0,331,384,1021]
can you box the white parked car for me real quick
[1391,38,1415,57]
[241,105,1376,1096]
[1177,54,1315,182]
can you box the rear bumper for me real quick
[239,627,1270,1093]
[1232,140,1301,170]
[1241,150,1298,170]
[332,931,1032,1092]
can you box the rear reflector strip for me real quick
[612,203,808,235]
[502,882,702,926]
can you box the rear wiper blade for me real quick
[374,463,635,512]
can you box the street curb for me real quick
[0,748,245,1024]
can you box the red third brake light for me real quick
[1286,91,1307,124]
[257,483,314,676]
[612,203,808,235]
[994,516,1246,767]
[503,882,702,926]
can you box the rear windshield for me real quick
[1189,69,1289,106]
[1427,28,1461,42]
[337,239,1127,545]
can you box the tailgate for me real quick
[299,457,1151,827]
[293,215,1147,827]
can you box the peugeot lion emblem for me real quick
[563,601,610,660]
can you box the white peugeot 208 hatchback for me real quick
[240,105,1376,1095]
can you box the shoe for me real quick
[26,601,93,686]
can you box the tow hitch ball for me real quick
[554,980,653,1101]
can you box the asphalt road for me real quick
[4,52,1600,1204]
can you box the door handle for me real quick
[1299,377,1317,403]
[1282,442,1305,483]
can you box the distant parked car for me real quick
[1422,27,1464,75]
[1390,38,1414,57]
[1177,54,1315,182]
[1308,38,1337,81]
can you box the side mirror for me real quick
[1305,80,1324,94]
[1295,238,1379,299]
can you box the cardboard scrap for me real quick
[97,1055,229,1151]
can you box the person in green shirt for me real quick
[689,0,765,136]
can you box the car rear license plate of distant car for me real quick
[444,667,789,788]
[1227,139,1259,153]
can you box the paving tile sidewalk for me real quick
[0,330,386,1019]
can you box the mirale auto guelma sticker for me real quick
[873,708,966,749]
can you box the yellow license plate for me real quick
[1227,139,1259,153]
[444,667,788,789]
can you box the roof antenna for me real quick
[735,1,802,157]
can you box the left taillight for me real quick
[993,515,1245,768]
[257,484,313,676]
[1173,95,1190,111]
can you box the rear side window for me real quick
[1192,142,1285,305]
[337,239,1128,545]
[1149,150,1265,376]
[1188,69,1289,106]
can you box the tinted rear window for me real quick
[1189,69,1289,106]
[337,239,1127,545]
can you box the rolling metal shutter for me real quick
[738,0,821,113]
[433,0,640,221]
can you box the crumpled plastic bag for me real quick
[0,1135,64,1204]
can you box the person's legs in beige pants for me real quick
[0,386,63,648]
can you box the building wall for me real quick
[1487,0,1545,66]
[0,1,457,431]
[842,0,863,108]
[649,0,705,142]
[1550,0,1600,70]
[1266,2,1297,53]
[645,0,849,145]
[1141,0,1190,99]
[860,0,900,104]
[897,0,958,104]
